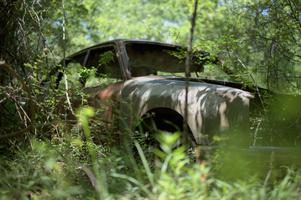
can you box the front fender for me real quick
[120,77,253,144]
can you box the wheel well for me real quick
[136,107,197,146]
[141,108,184,132]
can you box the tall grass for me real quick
[1,107,301,199]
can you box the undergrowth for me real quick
[1,107,301,200]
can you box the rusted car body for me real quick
[57,39,256,146]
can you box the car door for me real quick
[60,44,124,127]
[82,45,124,126]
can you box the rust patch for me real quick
[97,82,123,101]
[91,82,124,123]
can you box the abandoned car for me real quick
[51,39,263,147]
[53,40,301,162]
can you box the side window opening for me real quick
[85,46,122,80]
[65,51,87,66]
[61,46,122,90]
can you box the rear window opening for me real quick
[125,43,206,77]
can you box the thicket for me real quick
[1,0,301,199]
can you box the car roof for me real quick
[65,39,184,61]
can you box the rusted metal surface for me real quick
[62,39,254,145]
[87,82,124,123]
